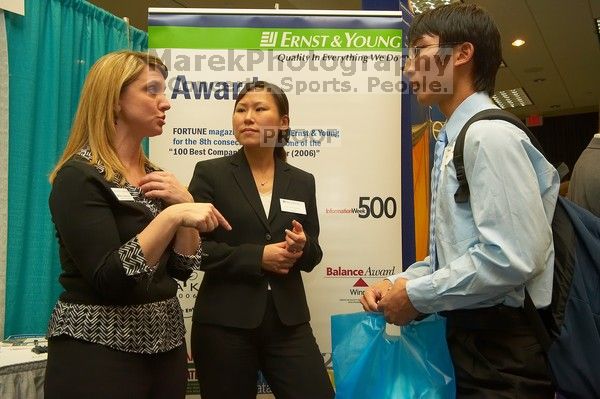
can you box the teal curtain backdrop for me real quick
[0,10,9,338]
[4,0,147,337]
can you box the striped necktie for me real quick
[428,128,447,271]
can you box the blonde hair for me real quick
[49,50,167,184]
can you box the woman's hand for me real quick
[139,171,193,205]
[170,203,232,232]
[284,220,306,253]
[262,242,303,274]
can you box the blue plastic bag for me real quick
[331,312,455,399]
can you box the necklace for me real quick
[256,175,271,187]
[250,158,274,189]
[253,169,273,188]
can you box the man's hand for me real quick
[377,278,420,326]
[360,279,393,312]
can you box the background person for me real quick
[45,50,230,399]
[361,4,559,398]
[188,81,334,399]
[567,126,600,216]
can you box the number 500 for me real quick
[358,196,397,219]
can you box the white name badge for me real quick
[111,187,135,201]
[280,198,307,215]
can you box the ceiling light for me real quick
[492,88,533,109]
[595,18,600,42]
[410,0,462,15]
[512,39,525,47]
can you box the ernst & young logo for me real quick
[258,30,402,50]
[260,31,278,47]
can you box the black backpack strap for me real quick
[453,108,545,203]
[451,108,555,354]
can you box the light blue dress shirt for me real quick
[389,92,560,313]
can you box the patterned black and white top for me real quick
[47,148,201,354]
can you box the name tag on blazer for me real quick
[280,198,307,215]
[111,187,135,201]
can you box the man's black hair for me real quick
[409,3,502,95]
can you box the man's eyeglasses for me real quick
[406,42,463,60]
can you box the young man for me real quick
[360,4,559,398]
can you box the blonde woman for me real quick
[44,51,230,399]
